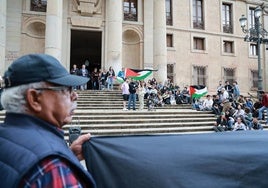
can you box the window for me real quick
[31,0,47,12]
[166,0,173,25]
[167,64,175,83]
[193,66,206,85]
[192,0,204,29]
[251,70,258,89]
[223,41,234,53]
[222,3,233,33]
[167,34,173,47]
[248,7,256,29]
[223,68,235,84]
[123,0,138,21]
[250,43,258,56]
[193,37,205,50]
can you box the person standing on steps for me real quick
[106,66,115,90]
[79,64,90,90]
[121,78,130,111]
[138,81,146,111]
[70,64,80,90]
[128,78,138,111]
[92,67,100,90]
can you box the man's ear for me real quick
[25,89,42,112]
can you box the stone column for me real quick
[45,0,63,61]
[0,0,7,75]
[153,0,167,83]
[106,0,122,74]
[144,0,154,69]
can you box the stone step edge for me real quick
[64,125,215,134]
[66,118,215,124]
[68,116,215,120]
[64,121,215,128]
[69,113,215,117]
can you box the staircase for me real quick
[67,110,216,135]
[64,90,217,139]
[76,90,191,110]
[0,89,218,141]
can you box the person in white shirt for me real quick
[201,95,214,111]
[233,117,247,131]
[220,88,229,102]
[121,78,130,111]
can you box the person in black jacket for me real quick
[128,78,138,110]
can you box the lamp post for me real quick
[239,6,268,99]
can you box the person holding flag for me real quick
[189,85,208,104]
[117,67,125,82]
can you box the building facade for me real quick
[1,0,268,94]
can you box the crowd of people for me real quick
[70,64,116,90]
[69,64,268,131]
[201,80,266,132]
[120,76,192,111]
[120,77,267,131]
[69,64,194,111]
[1,54,267,187]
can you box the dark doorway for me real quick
[70,30,102,73]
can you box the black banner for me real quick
[83,131,268,188]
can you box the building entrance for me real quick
[70,30,102,73]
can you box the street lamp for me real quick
[239,6,268,99]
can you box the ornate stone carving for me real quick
[75,0,102,16]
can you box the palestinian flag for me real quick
[189,85,208,99]
[125,68,156,81]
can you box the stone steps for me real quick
[76,105,190,110]
[2,89,266,142]
[75,126,213,136]
[62,108,216,140]
[75,90,191,109]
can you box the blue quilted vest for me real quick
[0,113,96,188]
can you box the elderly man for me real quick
[0,54,96,187]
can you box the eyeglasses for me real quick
[34,86,73,95]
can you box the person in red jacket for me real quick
[258,91,268,124]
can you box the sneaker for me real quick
[123,108,128,111]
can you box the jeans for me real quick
[258,106,268,124]
[107,77,113,90]
[227,118,234,130]
[128,93,136,110]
